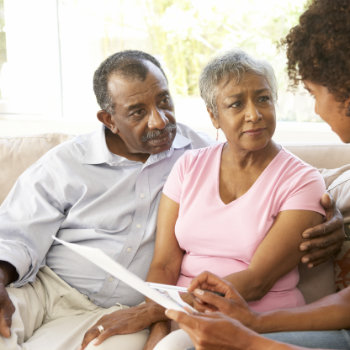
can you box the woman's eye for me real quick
[230,101,241,108]
[258,95,270,103]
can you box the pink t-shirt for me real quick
[163,143,326,312]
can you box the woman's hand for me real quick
[300,193,345,268]
[143,321,170,350]
[165,309,275,350]
[188,272,258,329]
[180,291,196,307]
[188,271,235,298]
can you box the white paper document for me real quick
[53,237,194,312]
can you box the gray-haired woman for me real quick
[149,48,326,349]
[164,1,350,349]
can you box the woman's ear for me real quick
[208,107,220,129]
[97,110,119,134]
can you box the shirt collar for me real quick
[81,124,192,166]
[81,125,114,165]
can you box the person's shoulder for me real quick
[176,122,216,149]
[37,131,95,165]
[279,147,323,178]
[179,142,223,166]
[280,147,313,168]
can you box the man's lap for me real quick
[2,266,148,350]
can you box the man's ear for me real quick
[207,107,219,129]
[97,110,119,134]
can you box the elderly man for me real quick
[0,50,344,350]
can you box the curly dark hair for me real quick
[282,0,350,104]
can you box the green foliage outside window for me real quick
[144,0,308,98]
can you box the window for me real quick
[0,0,341,143]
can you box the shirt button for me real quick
[127,247,132,252]
[136,224,141,229]
[108,277,114,282]
[139,193,145,198]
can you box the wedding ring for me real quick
[97,325,104,334]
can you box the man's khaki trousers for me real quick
[1,266,148,350]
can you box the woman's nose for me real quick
[245,104,262,122]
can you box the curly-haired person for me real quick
[284,0,350,141]
[163,1,350,349]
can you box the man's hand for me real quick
[0,282,15,338]
[188,272,258,329]
[80,301,166,349]
[0,262,17,339]
[300,193,345,268]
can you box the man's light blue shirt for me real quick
[0,123,212,307]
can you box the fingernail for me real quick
[165,309,170,316]
[301,257,309,263]
[300,244,308,251]
[194,289,204,295]
[308,263,314,268]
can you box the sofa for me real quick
[1,133,350,304]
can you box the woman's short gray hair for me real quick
[199,49,278,116]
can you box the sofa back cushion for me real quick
[285,144,350,169]
[0,134,72,204]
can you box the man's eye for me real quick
[131,109,146,118]
[160,96,171,106]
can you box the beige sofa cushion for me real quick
[0,134,72,204]
[285,144,350,169]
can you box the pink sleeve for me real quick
[280,168,326,216]
[162,152,188,203]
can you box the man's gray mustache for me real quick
[141,123,177,142]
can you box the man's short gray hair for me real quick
[93,50,167,114]
[199,49,278,116]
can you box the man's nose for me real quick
[148,108,168,129]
